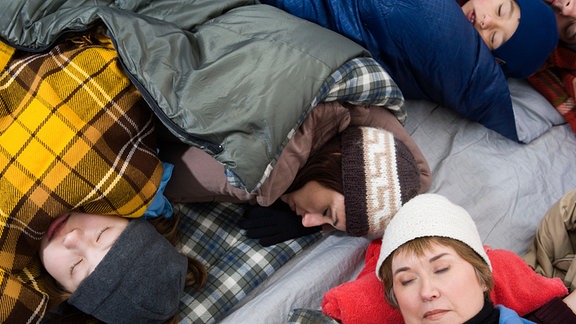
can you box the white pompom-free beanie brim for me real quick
[376,193,491,280]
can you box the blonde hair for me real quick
[378,236,493,308]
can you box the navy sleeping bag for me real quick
[262,0,517,141]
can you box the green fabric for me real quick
[0,0,368,191]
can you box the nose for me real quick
[62,228,85,250]
[479,14,493,29]
[420,277,440,301]
[561,1,573,16]
[301,212,327,228]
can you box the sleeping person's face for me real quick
[461,0,521,50]
[546,0,576,18]
[281,180,346,232]
[555,12,576,44]
[391,243,486,324]
[39,212,129,292]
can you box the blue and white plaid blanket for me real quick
[177,202,321,323]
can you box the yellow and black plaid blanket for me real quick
[0,33,163,322]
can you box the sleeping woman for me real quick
[259,0,558,141]
[376,193,576,323]
[161,102,432,246]
[39,212,207,323]
[0,33,208,323]
[262,0,557,78]
[0,1,431,322]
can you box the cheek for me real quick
[393,284,417,311]
[444,270,486,315]
[394,286,423,322]
[39,244,66,278]
[38,238,53,265]
[561,33,576,45]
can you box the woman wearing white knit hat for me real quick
[375,194,576,323]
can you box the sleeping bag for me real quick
[261,0,518,140]
[0,0,369,192]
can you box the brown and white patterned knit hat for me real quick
[342,126,421,236]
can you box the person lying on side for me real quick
[527,1,576,133]
[259,0,558,141]
[162,104,432,246]
[39,212,207,323]
[262,0,558,79]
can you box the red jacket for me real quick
[528,45,576,133]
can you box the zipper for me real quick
[1,27,96,53]
[2,26,224,155]
[110,38,224,155]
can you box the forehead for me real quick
[392,241,458,265]
[70,212,128,225]
[295,181,333,200]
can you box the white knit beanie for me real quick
[376,193,491,280]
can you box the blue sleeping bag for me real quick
[262,0,517,140]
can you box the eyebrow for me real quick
[393,266,410,276]
[430,252,449,262]
[392,252,450,276]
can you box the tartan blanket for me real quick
[528,46,576,133]
[288,309,337,324]
[177,202,321,323]
[0,33,162,322]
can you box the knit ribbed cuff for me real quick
[524,296,576,323]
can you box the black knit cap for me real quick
[68,218,187,324]
[341,127,421,236]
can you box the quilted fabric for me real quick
[176,202,321,323]
[262,0,518,140]
[0,34,162,322]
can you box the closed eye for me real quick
[435,267,450,274]
[401,278,415,286]
[566,22,576,42]
[97,227,110,242]
[70,259,82,275]
[323,208,338,226]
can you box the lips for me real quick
[467,10,476,24]
[46,214,69,242]
[423,309,449,320]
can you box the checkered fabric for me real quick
[288,309,338,324]
[527,46,576,133]
[0,34,162,322]
[244,56,407,190]
[313,57,406,123]
[177,202,322,323]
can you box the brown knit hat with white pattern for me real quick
[342,126,421,236]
